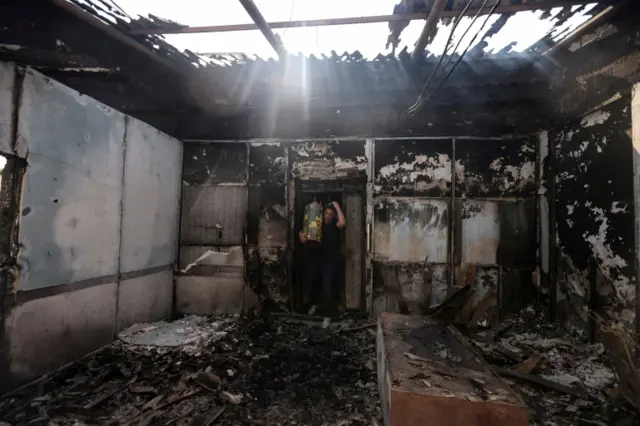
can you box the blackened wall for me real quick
[552,97,635,330]
[180,137,538,322]
[372,137,537,322]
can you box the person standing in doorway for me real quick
[299,201,346,315]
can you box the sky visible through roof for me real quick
[114,0,598,60]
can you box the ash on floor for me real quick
[0,314,381,426]
[469,306,637,426]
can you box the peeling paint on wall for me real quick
[456,139,536,197]
[374,139,451,197]
[183,143,247,185]
[374,198,448,263]
[290,141,366,180]
[555,96,635,330]
[249,143,285,184]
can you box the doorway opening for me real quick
[292,178,365,315]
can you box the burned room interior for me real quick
[1,0,640,424]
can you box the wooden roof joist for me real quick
[128,0,601,35]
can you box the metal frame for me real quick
[238,0,286,57]
[128,0,597,35]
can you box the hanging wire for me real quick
[420,0,501,103]
[401,0,502,121]
[399,0,474,122]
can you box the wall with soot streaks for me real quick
[181,137,539,319]
[177,142,250,315]
[372,138,537,322]
[248,143,288,310]
[553,96,636,330]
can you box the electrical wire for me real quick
[421,0,500,103]
[400,0,473,121]
[436,0,491,84]
[403,0,500,119]
[404,0,488,117]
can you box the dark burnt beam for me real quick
[544,4,620,56]
[557,50,640,118]
[0,1,189,112]
[237,0,286,57]
[128,0,600,35]
[36,68,130,83]
[176,99,552,140]
[411,0,447,60]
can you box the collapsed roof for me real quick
[0,0,635,138]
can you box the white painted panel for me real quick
[460,200,500,265]
[17,70,125,290]
[374,198,449,263]
[120,118,182,273]
[117,270,173,331]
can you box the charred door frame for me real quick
[290,177,367,311]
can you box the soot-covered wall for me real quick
[553,97,635,330]
[372,138,537,322]
[181,137,538,320]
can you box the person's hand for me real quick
[331,201,340,208]
[299,230,307,243]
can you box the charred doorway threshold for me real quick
[293,178,366,315]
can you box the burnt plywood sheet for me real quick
[183,142,247,185]
[372,262,448,316]
[555,97,635,329]
[374,198,448,264]
[456,138,536,198]
[249,142,286,184]
[374,139,452,197]
[460,200,500,265]
[497,199,536,267]
[257,185,287,248]
[377,313,528,426]
[344,192,364,310]
[180,185,248,246]
[290,140,366,180]
[0,61,15,155]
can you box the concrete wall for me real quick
[0,66,182,392]
[551,96,635,331]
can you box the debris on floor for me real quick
[0,313,381,426]
[468,306,637,426]
[377,312,529,426]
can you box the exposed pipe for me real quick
[237,0,286,58]
[128,0,597,35]
[411,0,448,60]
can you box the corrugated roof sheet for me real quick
[109,0,600,61]
[74,0,601,66]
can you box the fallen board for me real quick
[377,313,528,426]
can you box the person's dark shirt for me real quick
[321,218,341,262]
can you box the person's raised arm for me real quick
[331,201,347,229]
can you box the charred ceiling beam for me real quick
[237,0,286,57]
[127,0,600,35]
[175,99,551,140]
[544,4,621,56]
[0,0,190,113]
[411,0,447,60]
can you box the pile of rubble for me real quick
[0,313,381,426]
[469,307,635,426]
